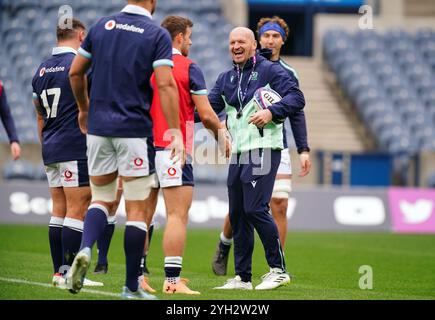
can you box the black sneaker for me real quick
[93,263,108,275]
[212,241,231,276]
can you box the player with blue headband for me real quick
[260,21,287,43]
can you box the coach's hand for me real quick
[78,111,88,134]
[248,109,273,128]
[217,125,231,158]
[219,136,231,159]
[170,133,186,167]
[299,152,311,177]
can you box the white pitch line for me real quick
[0,277,120,298]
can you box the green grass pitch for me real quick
[0,225,434,300]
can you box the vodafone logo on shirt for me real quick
[39,66,65,77]
[104,19,144,34]
[105,20,116,30]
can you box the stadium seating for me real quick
[323,28,435,155]
[428,171,435,188]
[2,159,37,180]
[0,0,233,145]
[33,162,48,180]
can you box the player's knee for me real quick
[66,200,88,219]
[76,189,92,212]
[167,199,190,219]
[123,175,155,201]
[110,195,121,215]
[167,209,188,225]
[272,179,292,200]
[52,203,66,216]
[109,200,119,215]
[90,179,118,203]
[271,201,288,220]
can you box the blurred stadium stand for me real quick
[0,0,236,182]
[321,28,435,185]
[2,159,37,180]
[0,0,233,143]
[323,29,435,155]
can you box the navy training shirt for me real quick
[32,47,87,165]
[78,4,173,138]
[0,81,20,143]
[275,58,308,151]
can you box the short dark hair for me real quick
[161,16,193,40]
[56,18,86,41]
[256,16,290,41]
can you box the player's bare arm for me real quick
[32,97,44,144]
[154,65,185,164]
[69,54,91,134]
[193,94,222,139]
[192,94,231,157]
[36,114,44,144]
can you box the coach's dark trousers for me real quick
[228,148,286,283]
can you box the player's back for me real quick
[32,48,86,165]
[151,54,196,153]
[79,8,173,138]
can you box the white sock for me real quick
[220,232,232,246]
[164,256,182,284]
[166,276,180,284]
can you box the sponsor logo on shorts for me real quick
[63,170,76,182]
[134,158,144,167]
[64,170,73,179]
[133,158,147,171]
[167,167,177,177]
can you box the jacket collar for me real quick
[258,48,272,60]
[233,53,263,70]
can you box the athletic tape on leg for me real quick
[90,179,117,202]
[123,174,155,201]
[272,179,292,199]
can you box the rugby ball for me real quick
[253,87,282,111]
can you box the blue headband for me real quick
[259,22,286,41]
